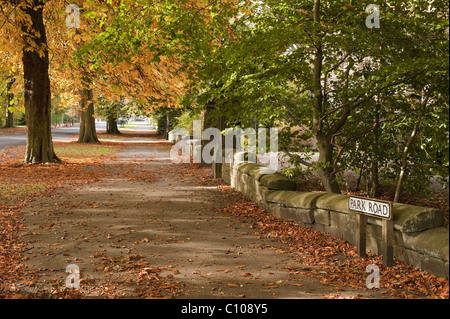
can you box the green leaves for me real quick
[28,0,448,197]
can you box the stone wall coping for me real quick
[259,174,297,191]
[265,189,445,234]
[403,227,449,261]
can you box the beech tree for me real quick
[1,0,447,202]
[72,0,188,117]
[0,0,60,163]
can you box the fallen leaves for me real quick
[118,166,157,183]
[135,265,181,299]
[0,142,122,298]
[0,127,27,136]
[323,293,362,299]
[218,199,449,299]
[1,129,447,300]
[0,206,28,298]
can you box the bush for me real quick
[153,108,183,136]
[174,110,203,134]
[16,112,26,126]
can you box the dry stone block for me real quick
[341,227,356,245]
[420,256,448,278]
[285,192,325,209]
[330,211,356,229]
[283,207,314,224]
[402,248,448,278]
[266,191,297,205]
[259,174,297,191]
[236,162,260,174]
[393,203,444,233]
[366,234,382,255]
[402,227,449,261]
[312,223,327,234]
[328,225,342,239]
[255,185,270,203]
[314,209,331,226]
[247,165,277,181]
[315,193,352,214]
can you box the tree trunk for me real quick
[369,160,379,198]
[5,77,15,128]
[78,77,99,143]
[216,114,227,148]
[200,101,216,167]
[163,114,169,140]
[6,109,14,128]
[393,88,432,203]
[21,1,60,164]
[394,126,417,203]
[317,132,341,193]
[369,102,380,198]
[355,163,364,192]
[312,0,340,194]
[106,115,121,134]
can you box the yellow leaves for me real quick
[110,84,124,96]
[130,69,141,78]
[1,0,189,113]
[66,28,76,38]
[8,80,20,96]
[70,32,92,45]
[89,53,187,110]
[130,55,140,64]
[80,33,92,42]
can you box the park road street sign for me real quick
[349,196,394,267]
[349,196,392,220]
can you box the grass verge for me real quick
[53,142,120,159]
[0,184,49,203]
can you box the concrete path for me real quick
[16,129,384,299]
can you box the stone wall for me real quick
[172,135,449,279]
[216,153,449,279]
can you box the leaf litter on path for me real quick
[1,131,448,299]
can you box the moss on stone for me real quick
[259,174,297,191]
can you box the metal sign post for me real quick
[349,196,393,267]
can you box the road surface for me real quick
[0,124,100,151]
[0,121,156,152]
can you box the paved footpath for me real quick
[17,131,384,299]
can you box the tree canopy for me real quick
[0,0,448,200]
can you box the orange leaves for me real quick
[135,265,180,299]
[0,142,121,298]
[0,142,121,199]
[218,199,449,299]
[0,201,28,298]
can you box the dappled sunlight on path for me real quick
[1,128,444,299]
